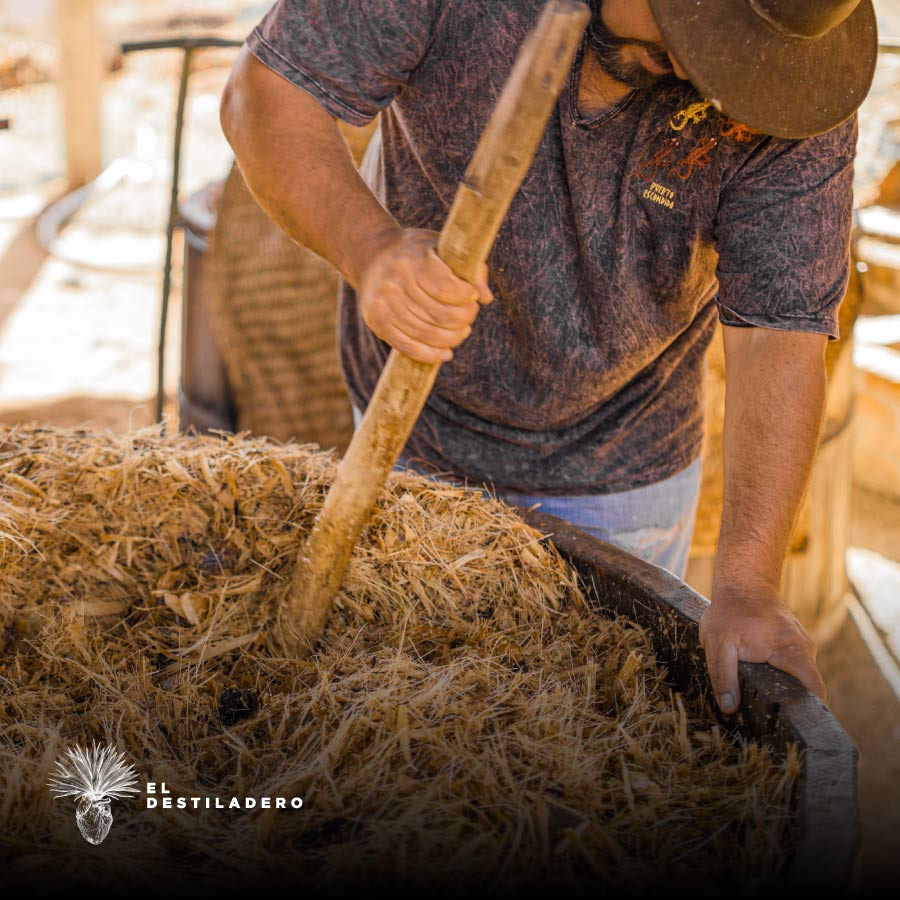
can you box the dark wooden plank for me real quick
[523,509,859,891]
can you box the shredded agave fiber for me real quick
[0,427,798,888]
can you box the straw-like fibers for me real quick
[0,426,797,888]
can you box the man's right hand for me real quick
[358,228,493,364]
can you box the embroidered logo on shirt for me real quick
[642,181,676,209]
[719,117,759,143]
[634,137,680,182]
[669,100,713,131]
[633,100,762,211]
[670,136,719,180]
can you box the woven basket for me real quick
[204,163,354,452]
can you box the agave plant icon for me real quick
[48,743,140,844]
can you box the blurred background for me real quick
[0,0,899,889]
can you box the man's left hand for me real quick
[699,584,827,715]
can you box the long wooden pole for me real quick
[156,47,194,425]
[282,0,590,651]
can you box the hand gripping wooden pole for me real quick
[281,0,590,651]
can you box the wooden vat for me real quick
[531,509,859,892]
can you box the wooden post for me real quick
[57,0,104,188]
[281,0,591,652]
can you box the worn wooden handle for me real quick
[282,0,590,651]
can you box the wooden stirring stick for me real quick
[282,0,591,651]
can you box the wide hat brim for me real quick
[647,0,878,138]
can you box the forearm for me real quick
[220,47,399,287]
[714,326,828,593]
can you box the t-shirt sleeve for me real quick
[714,115,857,340]
[246,0,444,126]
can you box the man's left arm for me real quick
[701,324,828,714]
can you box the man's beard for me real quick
[587,1,674,90]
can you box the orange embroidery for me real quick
[720,118,758,143]
[634,138,680,183]
[670,136,719,181]
[635,101,733,205]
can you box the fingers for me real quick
[383,316,470,365]
[704,638,741,715]
[475,262,494,305]
[365,283,475,364]
[360,229,490,362]
[769,643,827,702]
[401,277,480,333]
[377,325,454,364]
[420,248,486,306]
[701,593,828,716]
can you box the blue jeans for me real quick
[350,407,701,579]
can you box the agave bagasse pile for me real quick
[0,426,798,888]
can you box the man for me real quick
[220,0,877,714]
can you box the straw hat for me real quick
[648,0,878,137]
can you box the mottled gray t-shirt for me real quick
[247,0,855,495]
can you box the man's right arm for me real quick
[220,48,491,364]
